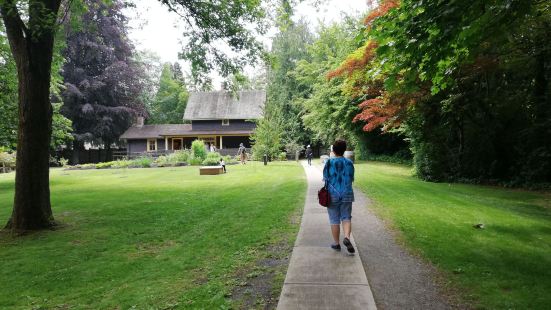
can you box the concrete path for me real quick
[278,161,453,310]
[277,162,377,310]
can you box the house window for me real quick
[222,119,230,126]
[147,139,157,152]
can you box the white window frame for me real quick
[222,119,230,126]
[147,139,157,152]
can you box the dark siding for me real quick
[157,138,166,150]
[183,137,195,148]
[223,136,251,148]
[128,139,147,154]
[127,139,166,153]
[191,120,256,131]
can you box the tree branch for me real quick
[0,0,29,57]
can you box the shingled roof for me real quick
[120,124,193,139]
[183,90,266,120]
[120,124,254,139]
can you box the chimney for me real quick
[136,116,144,127]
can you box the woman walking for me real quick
[306,145,313,166]
[323,139,355,254]
[238,143,247,164]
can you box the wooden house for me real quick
[120,90,266,157]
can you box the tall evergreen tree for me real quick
[148,63,189,124]
[61,0,146,155]
[265,0,313,147]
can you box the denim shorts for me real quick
[327,200,352,225]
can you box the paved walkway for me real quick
[278,161,452,310]
[277,162,377,310]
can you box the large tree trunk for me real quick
[6,47,56,230]
[1,0,61,231]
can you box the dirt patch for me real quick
[230,240,293,309]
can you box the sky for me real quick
[126,0,368,87]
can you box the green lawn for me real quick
[0,162,305,309]
[354,161,551,309]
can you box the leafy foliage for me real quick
[61,0,147,148]
[191,139,207,160]
[250,111,284,160]
[264,1,314,149]
[1,21,73,151]
[324,0,551,184]
[293,17,410,159]
[147,63,189,124]
[0,149,15,169]
[0,23,17,149]
[51,103,73,150]
[166,0,269,87]
[202,152,222,166]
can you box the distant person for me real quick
[306,144,313,166]
[220,158,226,173]
[238,143,247,164]
[323,139,355,254]
[210,144,216,152]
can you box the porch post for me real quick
[220,136,223,149]
[165,137,168,151]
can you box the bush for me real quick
[59,158,69,167]
[132,156,153,168]
[191,140,207,160]
[49,155,59,166]
[170,150,192,163]
[201,151,222,166]
[278,152,287,161]
[202,158,220,166]
[189,157,203,165]
[154,155,171,167]
[0,151,16,169]
[224,155,237,164]
[112,160,132,169]
[96,161,114,169]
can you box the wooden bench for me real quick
[199,166,224,175]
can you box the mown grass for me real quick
[354,161,551,309]
[0,162,305,309]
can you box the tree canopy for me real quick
[61,0,147,148]
[323,0,551,183]
[147,63,189,124]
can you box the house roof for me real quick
[183,90,266,120]
[120,124,253,139]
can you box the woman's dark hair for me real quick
[332,139,347,156]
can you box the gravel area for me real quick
[352,188,457,310]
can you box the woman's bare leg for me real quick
[343,220,352,239]
[331,224,340,244]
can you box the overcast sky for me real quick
[126,0,368,87]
